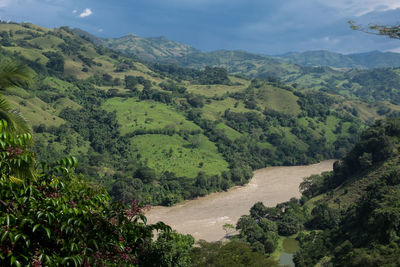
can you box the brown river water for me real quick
[146,160,335,242]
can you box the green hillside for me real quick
[231,118,400,266]
[94,31,400,107]
[294,118,400,266]
[0,21,392,207]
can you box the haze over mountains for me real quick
[73,28,400,70]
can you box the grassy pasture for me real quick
[131,134,229,178]
[7,95,65,127]
[103,97,201,135]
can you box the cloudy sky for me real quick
[1,0,400,54]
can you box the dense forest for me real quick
[228,118,400,266]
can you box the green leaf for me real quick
[43,227,51,239]
[32,224,40,232]
[1,231,8,242]
[61,257,70,264]
[14,233,21,242]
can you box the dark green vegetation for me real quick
[0,118,196,266]
[0,21,380,207]
[190,240,278,267]
[294,118,400,266]
[234,118,400,266]
[233,199,307,261]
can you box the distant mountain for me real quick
[76,30,400,79]
[276,50,358,68]
[348,50,400,68]
[277,50,400,69]
[173,49,302,79]
[72,28,199,63]
[102,34,199,63]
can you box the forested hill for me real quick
[72,28,199,63]
[231,117,400,266]
[276,50,400,68]
[73,28,400,106]
[294,118,400,266]
[0,21,397,207]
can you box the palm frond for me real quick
[0,96,31,134]
[0,61,33,91]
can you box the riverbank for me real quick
[146,160,335,242]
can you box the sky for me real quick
[1,0,400,55]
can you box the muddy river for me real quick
[146,160,335,242]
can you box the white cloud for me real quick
[98,28,103,32]
[72,9,77,14]
[317,36,341,45]
[317,0,400,16]
[79,8,92,18]
[386,47,400,53]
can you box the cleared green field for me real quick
[323,115,339,142]
[281,127,308,151]
[4,87,33,99]
[3,47,48,63]
[43,77,77,93]
[131,134,229,178]
[8,96,65,127]
[202,97,257,120]
[103,97,201,135]
[27,35,63,50]
[53,98,82,114]
[35,131,90,157]
[186,77,249,97]
[254,84,301,115]
[215,123,242,140]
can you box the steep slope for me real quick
[294,118,400,266]
[232,118,400,266]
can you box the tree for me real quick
[250,202,267,220]
[349,20,400,39]
[0,119,34,180]
[143,231,194,267]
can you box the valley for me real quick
[1,18,400,266]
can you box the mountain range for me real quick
[73,28,400,70]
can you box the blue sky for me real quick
[1,0,400,54]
